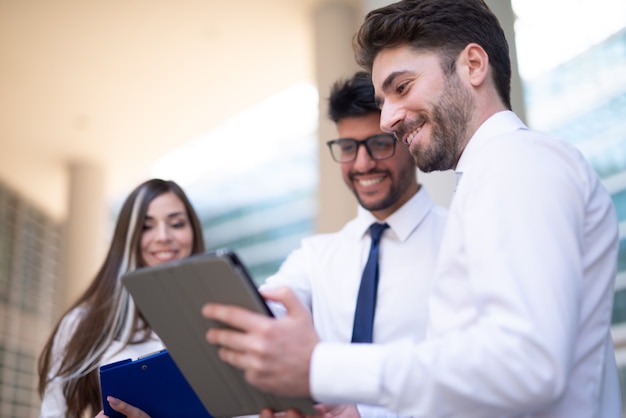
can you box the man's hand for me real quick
[202,286,319,397]
[95,397,151,418]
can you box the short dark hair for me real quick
[327,71,379,123]
[354,0,511,109]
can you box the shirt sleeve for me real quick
[311,136,592,417]
[261,240,314,315]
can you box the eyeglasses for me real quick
[326,134,397,163]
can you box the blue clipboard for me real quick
[99,349,213,418]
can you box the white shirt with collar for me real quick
[310,111,621,417]
[263,186,448,417]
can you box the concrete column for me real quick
[313,2,361,233]
[61,162,107,309]
[362,0,392,14]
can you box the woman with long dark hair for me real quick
[38,178,205,418]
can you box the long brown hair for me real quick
[37,179,205,418]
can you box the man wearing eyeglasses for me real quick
[260,71,448,417]
[96,71,447,418]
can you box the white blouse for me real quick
[39,307,165,418]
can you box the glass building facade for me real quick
[521,27,626,410]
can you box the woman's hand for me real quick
[95,397,152,418]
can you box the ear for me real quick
[459,43,489,87]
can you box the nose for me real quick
[155,223,172,242]
[351,141,376,172]
[380,100,404,136]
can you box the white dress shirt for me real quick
[264,187,448,417]
[310,111,621,417]
[39,307,165,418]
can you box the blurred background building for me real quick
[0,0,625,416]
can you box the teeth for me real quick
[359,177,383,186]
[406,127,421,146]
[154,251,176,260]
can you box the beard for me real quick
[349,159,416,212]
[411,72,474,172]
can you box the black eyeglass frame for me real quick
[326,134,397,163]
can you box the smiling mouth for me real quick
[401,120,426,146]
[358,177,384,187]
[152,251,178,261]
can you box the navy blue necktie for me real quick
[351,222,389,343]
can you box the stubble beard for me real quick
[412,73,474,172]
[350,163,416,213]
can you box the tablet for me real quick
[99,349,212,418]
[122,250,317,418]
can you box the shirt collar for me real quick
[456,110,527,175]
[355,186,435,242]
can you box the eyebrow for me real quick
[381,70,407,92]
[144,211,187,220]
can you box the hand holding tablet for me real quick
[116,250,316,418]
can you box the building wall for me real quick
[0,182,60,417]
